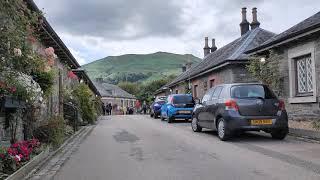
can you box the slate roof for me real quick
[93,82,136,99]
[247,11,320,53]
[166,27,275,87]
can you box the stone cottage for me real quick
[157,7,275,99]
[94,79,136,114]
[0,0,83,143]
[246,11,320,120]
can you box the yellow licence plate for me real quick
[251,119,273,125]
[179,110,190,114]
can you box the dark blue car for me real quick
[160,94,195,123]
[150,96,166,118]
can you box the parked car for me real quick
[150,98,166,119]
[191,83,288,141]
[161,94,195,123]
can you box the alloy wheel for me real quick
[218,120,225,139]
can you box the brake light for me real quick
[278,100,285,111]
[225,99,239,111]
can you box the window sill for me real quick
[288,96,317,104]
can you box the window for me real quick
[209,79,215,88]
[231,85,276,99]
[175,89,179,94]
[295,54,313,95]
[202,88,214,103]
[193,85,198,98]
[211,86,223,99]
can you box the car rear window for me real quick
[156,100,166,105]
[231,85,276,99]
[173,95,194,104]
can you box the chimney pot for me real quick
[203,37,210,57]
[250,7,260,29]
[211,38,217,52]
[240,7,250,36]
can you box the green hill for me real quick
[82,52,201,84]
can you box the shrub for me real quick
[312,121,320,130]
[72,84,97,124]
[33,116,65,147]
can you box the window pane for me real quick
[212,87,223,99]
[231,85,276,99]
[306,56,313,92]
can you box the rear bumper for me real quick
[223,110,288,131]
[168,108,193,119]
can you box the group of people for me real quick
[102,103,113,115]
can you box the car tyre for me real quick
[217,118,231,141]
[168,116,174,123]
[271,128,288,140]
[150,113,154,118]
[160,114,165,121]
[153,114,158,119]
[191,116,202,132]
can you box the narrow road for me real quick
[54,115,320,180]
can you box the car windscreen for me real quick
[231,85,276,99]
[172,96,194,104]
[155,100,166,105]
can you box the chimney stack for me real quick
[203,37,210,57]
[250,7,260,29]
[182,65,187,72]
[211,38,217,53]
[239,7,250,36]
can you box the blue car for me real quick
[160,94,195,123]
[150,96,166,119]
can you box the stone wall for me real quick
[275,36,320,120]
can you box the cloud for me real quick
[34,0,320,65]
[35,0,185,40]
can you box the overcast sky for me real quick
[34,0,320,65]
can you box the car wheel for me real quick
[271,129,288,140]
[168,116,174,123]
[153,114,158,119]
[150,113,154,118]
[160,114,165,121]
[217,118,230,141]
[191,117,202,132]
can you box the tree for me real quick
[117,82,140,95]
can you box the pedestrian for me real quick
[142,102,147,114]
[102,104,106,115]
[108,103,113,115]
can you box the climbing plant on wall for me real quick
[246,50,283,96]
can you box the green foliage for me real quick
[72,84,97,124]
[246,50,282,95]
[136,75,176,103]
[34,116,65,147]
[82,52,200,84]
[31,70,56,96]
[118,82,141,95]
[0,0,45,74]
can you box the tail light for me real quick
[225,99,239,111]
[278,100,285,111]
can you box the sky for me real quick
[34,0,320,65]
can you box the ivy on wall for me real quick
[246,50,283,96]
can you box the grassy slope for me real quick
[82,52,201,84]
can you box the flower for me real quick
[67,71,78,79]
[13,48,22,57]
[44,47,55,57]
[10,86,17,93]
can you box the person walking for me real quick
[142,102,147,114]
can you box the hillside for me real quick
[82,52,201,84]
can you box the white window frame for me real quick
[288,41,317,103]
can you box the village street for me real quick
[46,115,320,180]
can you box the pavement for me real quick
[38,115,320,180]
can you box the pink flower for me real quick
[45,47,55,57]
[67,71,78,80]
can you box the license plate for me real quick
[251,119,272,125]
[179,110,190,114]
